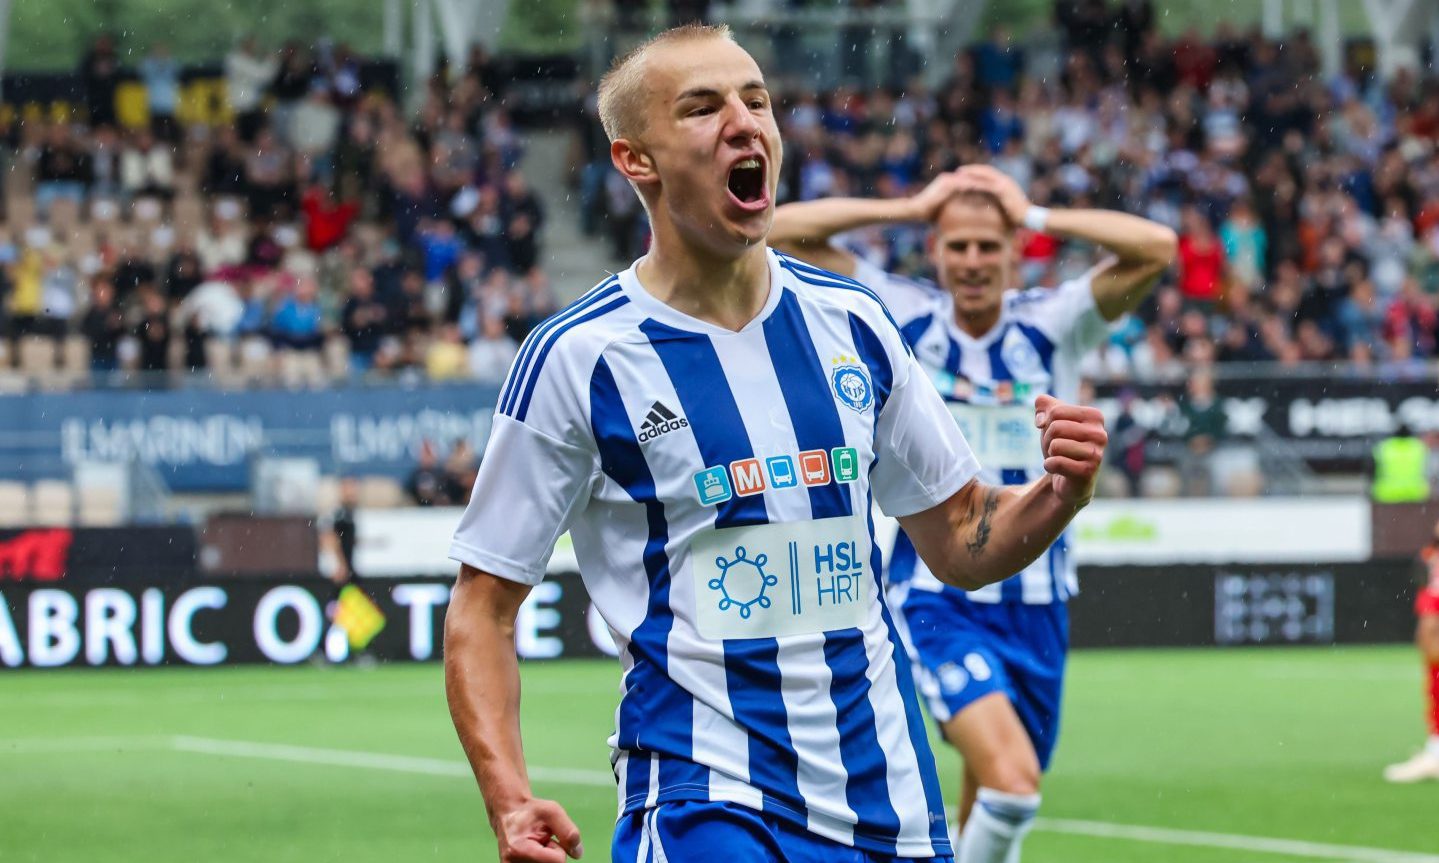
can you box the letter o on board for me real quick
[253,586,323,664]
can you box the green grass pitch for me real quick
[3,646,1436,862]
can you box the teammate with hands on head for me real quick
[444,24,1109,863]
[774,161,1175,862]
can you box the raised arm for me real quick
[957,165,1177,321]
[898,395,1105,589]
[769,172,968,276]
[445,565,584,862]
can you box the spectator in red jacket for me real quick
[1384,277,1438,358]
[300,183,360,252]
[1177,206,1227,305]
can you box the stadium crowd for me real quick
[0,35,554,389]
[574,3,1439,382]
[5,7,1439,397]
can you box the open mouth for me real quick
[727,158,766,205]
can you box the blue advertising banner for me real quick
[0,383,499,491]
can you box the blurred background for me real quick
[3,1,1439,861]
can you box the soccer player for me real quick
[444,25,1107,863]
[1384,518,1439,783]
[771,165,1175,860]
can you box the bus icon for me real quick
[799,450,830,486]
[766,455,797,488]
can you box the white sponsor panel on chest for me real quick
[690,515,870,640]
[947,404,1042,472]
[920,325,1052,472]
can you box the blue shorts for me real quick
[899,591,1068,770]
[613,800,954,863]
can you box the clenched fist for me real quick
[492,797,584,863]
[1034,394,1106,508]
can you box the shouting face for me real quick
[611,36,782,259]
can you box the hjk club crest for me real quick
[830,356,874,413]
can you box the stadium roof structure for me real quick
[0,0,1433,106]
[700,0,1439,86]
[389,0,509,93]
[0,0,504,97]
[1283,0,1439,79]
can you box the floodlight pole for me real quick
[411,0,433,105]
[1318,0,1342,79]
[431,0,471,70]
[1359,0,1432,79]
[924,0,988,87]
[1262,0,1284,39]
[474,0,511,51]
[383,0,404,58]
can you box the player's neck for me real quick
[954,306,1002,340]
[637,234,771,332]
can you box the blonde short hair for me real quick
[941,189,1016,231]
[596,23,734,143]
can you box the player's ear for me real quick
[611,138,657,185]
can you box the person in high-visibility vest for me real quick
[1372,424,1432,503]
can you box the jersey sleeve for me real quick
[448,347,600,585]
[1015,273,1109,356]
[850,256,944,328]
[870,346,981,518]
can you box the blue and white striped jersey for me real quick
[852,258,1107,605]
[450,249,979,857]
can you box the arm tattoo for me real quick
[965,488,1000,559]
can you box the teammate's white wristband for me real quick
[1022,205,1050,232]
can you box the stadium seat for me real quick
[173,194,205,230]
[278,349,327,389]
[1096,470,1132,499]
[76,483,125,527]
[357,476,406,509]
[61,335,90,382]
[323,336,351,380]
[48,196,82,233]
[0,372,27,394]
[48,101,76,124]
[167,333,186,374]
[204,338,237,385]
[60,223,96,259]
[0,482,30,527]
[6,195,35,230]
[315,475,341,516]
[30,480,75,526]
[17,336,58,379]
[237,337,274,384]
[179,78,230,126]
[115,82,150,129]
[1215,445,1266,497]
[132,196,166,228]
[1140,466,1183,498]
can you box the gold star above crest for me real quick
[831,354,858,366]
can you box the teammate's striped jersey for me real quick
[450,249,978,856]
[852,258,1107,605]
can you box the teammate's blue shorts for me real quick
[613,800,954,863]
[899,589,1068,770]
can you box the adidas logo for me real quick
[637,401,689,443]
